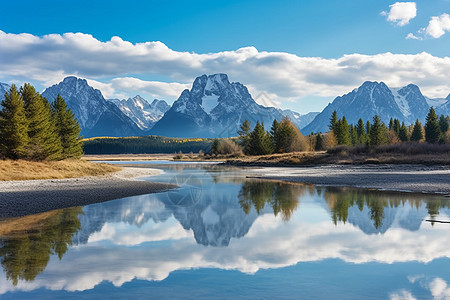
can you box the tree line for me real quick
[83,136,213,154]
[0,84,83,160]
[325,107,450,148]
[211,117,308,156]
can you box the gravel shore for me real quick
[0,167,175,218]
[249,164,450,196]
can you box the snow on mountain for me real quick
[0,82,11,101]
[42,76,142,138]
[437,94,450,116]
[110,96,170,131]
[150,74,287,138]
[425,97,448,108]
[282,110,320,132]
[303,81,431,134]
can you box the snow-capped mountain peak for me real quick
[109,96,170,131]
[303,81,430,133]
[42,76,141,137]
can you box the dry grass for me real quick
[225,145,450,166]
[0,159,121,181]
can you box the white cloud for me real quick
[383,2,417,26]
[390,290,417,300]
[1,30,450,109]
[425,13,450,38]
[406,32,422,40]
[429,278,450,299]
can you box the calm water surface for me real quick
[1,162,450,299]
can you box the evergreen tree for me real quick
[398,122,409,142]
[270,119,280,152]
[335,116,351,145]
[424,107,441,144]
[366,120,371,136]
[389,118,394,130]
[248,121,273,155]
[0,85,29,159]
[52,95,83,159]
[350,124,358,146]
[210,138,219,155]
[356,118,366,145]
[439,115,449,133]
[22,83,62,160]
[315,133,324,151]
[410,119,423,142]
[369,115,388,147]
[329,110,338,132]
[393,119,401,136]
[238,119,251,154]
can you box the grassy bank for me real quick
[223,144,450,166]
[0,159,121,181]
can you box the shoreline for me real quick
[246,164,450,196]
[0,167,176,218]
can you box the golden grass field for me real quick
[0,159,121,181]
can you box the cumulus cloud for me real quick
[429,278,450,299]
[1,30,450,107]
[406,32,422,40]
[390,290,417,300]
[383,2,417,26]
[425,13,450,38]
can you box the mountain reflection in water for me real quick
[1,163,450,297]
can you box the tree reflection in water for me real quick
[238,181,303,221]
[323,187,450,229]
[0,207,83,285]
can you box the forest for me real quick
[209,107,450,157]
[83,136,213,154]
[0,84,83,160]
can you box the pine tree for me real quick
[424,107,441,144]
[248,121,273,155]
[238,119,251,154]
[22,83,62,160]
[410,119,423,142]
[273,117,307,153]
[329,110,338,132]
[366,120,371,135]
[369,115,388,147]
[210,138,219,155]
[315,133,324,151]
[52,95,83,159]
[0,85,29,159]
[329,110,341,142]
[439,115,449,134]
[356,118,366,145]
[393,119,401,136]
[398,122,409,142]
[350,125,358,146]
[338,116,351,145]
[270,119,280,152]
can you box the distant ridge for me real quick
[303,81,433,133]
[42,77,142,138]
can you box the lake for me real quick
[1,161,450,299]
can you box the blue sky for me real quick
[1,0,449,113]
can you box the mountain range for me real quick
[42,77,143,137]
[303,81,450,133]
[1,75,450,137]
[150,74,311,138]
[110,96,170,131]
